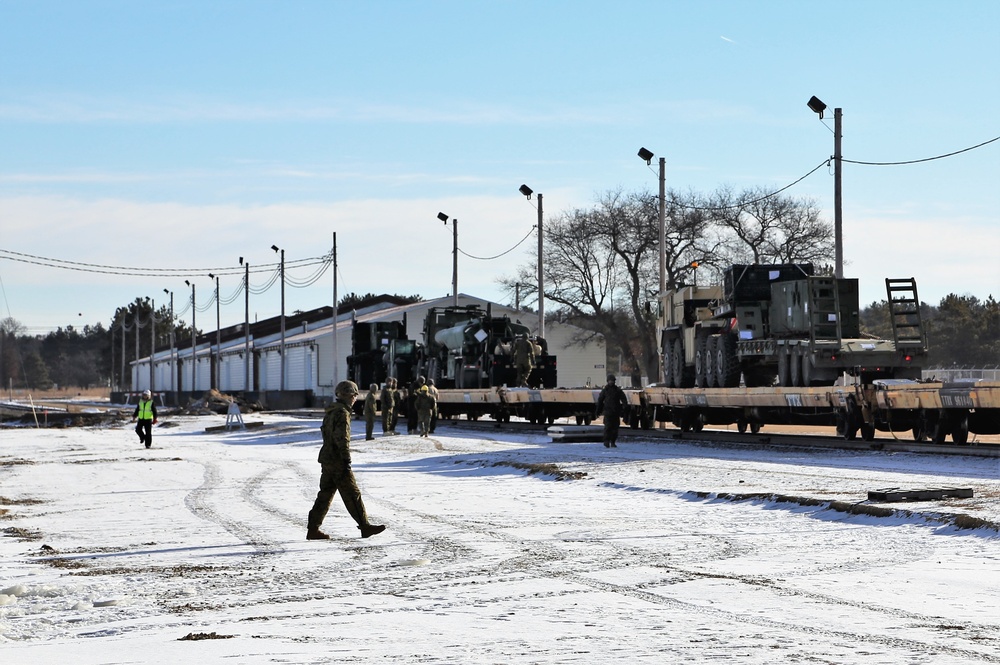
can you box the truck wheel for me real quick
[715,333,740,388]
[673,339,695,388]
[662,338,675,386]
[789,348,802,387]
[695,336,709,388]
[777,347,791,387]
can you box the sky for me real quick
[1,0,998,335]
[1,413,998,662]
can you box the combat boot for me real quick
[359,524,386,538]
[306,527,330,540]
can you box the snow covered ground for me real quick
[2,414,999,664]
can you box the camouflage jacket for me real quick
[318,400,352,466]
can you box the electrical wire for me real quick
[459,227,537,261]
[843,135,1000,166]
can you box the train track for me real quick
[437,417,1000,458]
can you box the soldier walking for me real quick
[595,374,629,448]
[306,380,386,540]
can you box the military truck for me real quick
[656,264,927,388]
[417,305,556,389]
[347,317,419,388]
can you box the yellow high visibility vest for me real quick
[137,399,154,420]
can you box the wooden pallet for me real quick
[868,487,974,502]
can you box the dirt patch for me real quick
[3,526,43,541]
[178,631,235,641]
[0,496,44,506]
[479,459,588,481]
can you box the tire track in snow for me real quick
[370,491,1000,662]
[183,460,284,556]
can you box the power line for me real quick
[843,135,1000,166]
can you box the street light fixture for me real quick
[807,95,843,278]
[519,184,545,339]
[637,147,667,295]
[271,244,286,391]
[437,212,458,307]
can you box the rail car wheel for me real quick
[737,418,748,434]
[842,401,861,441]
[860,422,876,441]
[750,422,762,434]
[575,415,583,425]
[952,413,969,445]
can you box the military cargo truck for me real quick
[656,264,927,388]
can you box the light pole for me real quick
[437,212,458,307]
[518,185,545,339]
[239,257,250,393]
[271,244,286,391]
[638,147,666,295]
[162,289,174,399]
[807,96,843,279]
[208,273,221,391]
[184,280,196,393]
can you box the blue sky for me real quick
[1,0,998,335]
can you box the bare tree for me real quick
[706,185,833,267]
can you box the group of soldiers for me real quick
[363,375,440,439]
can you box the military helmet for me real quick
[607,374,616,383]
[369,383,379,392]
[335,380,360,399]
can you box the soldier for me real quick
[595,374,629,448]
[363,383,378,440]
[512,333,536,387]
[132,389,157,449]
[415,383,437,437]
[407,375,426,434]
[306,380,386,540]
[380,379,395,436]
[427,378,440,433]
[391,377,405,434]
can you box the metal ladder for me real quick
[808,276,843,348]
[885,278,927,349]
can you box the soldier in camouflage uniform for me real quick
[380,379,395,436]
[415,382,437,437]
[512,333,536,387]
[306,380,386,540]
[363,383,378,440]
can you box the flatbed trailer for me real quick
[358,380,1000,445]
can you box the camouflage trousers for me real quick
[307,463,369,530]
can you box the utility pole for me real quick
[185,281,196,393]
[833,107,843,279]
[536,193,545,339]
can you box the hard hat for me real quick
[142,389,151,398]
